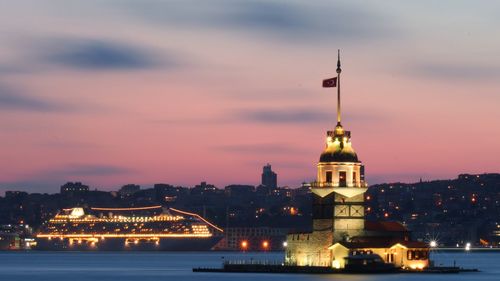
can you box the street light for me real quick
[240,240,248,251]
[262,240,269,250]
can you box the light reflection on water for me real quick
[0,251,498,281]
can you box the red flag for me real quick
[322,77,337,88]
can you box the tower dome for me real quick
[319,124,359,163]
[319,142,358,163]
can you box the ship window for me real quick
[326,171,332,183]
[339,172,347,187]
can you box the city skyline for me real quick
[1,1,500,192]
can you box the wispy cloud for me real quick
[0,84,63,112]
[122,0,399,43]
[0,164,134,193]
[238,109,330,123]
[406,61,500,81]
[55,164,133,177]
[236,108,384,124]
[0,83,109,113]
[46,39,166,70]
[214,143,305,154]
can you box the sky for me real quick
[0,0,499,193]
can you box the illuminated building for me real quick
[35,206,223,251]
[285,52,430,270]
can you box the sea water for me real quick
[0,251,498,281]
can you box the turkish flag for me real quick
[322,77,337,88]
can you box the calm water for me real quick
[0,251,498,281]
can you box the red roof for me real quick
[365,221,408,232]
[335,239,428,249]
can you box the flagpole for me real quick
[336,49,341,125]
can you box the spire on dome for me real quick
[336,49,342,126]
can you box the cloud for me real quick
[238,109,330,123]
[122,0,398,43]
[217,1,390,40]
[0,83,108,113]
[0,164,133,193]
[406,62,500,81]
[0,84,63,112]
[45,39,170,70]
[55,164,133,177]
[236,108,384,124]
[215,143,305,154]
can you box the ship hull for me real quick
[34,236,222,251]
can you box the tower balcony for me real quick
[310,181,368,198]
[310,181,368,189]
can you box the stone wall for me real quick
[285,230,333,267]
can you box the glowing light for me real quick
[91,206,162,211]
[170,208,224,232]
[332,260,341,269]
[70,208,85,218]
[465,242,471,251]
[241,240,248,250]
[409,263,425,270]
[430,241,437,248]
[262,240,269,249]
[282,241,288,247]
[37,233,213,239]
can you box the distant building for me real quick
[60,182,89,195]
[118,184,140,197]
[261,164,277,189]
[154,184,186,202]
[191,182,218,196]
[224,185,255,197]
[4,191,28,199]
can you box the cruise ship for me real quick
[35,206,223,251]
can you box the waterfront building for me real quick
[214,227,288,251]
[285,52,430,270]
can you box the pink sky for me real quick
[0,1,499,192]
